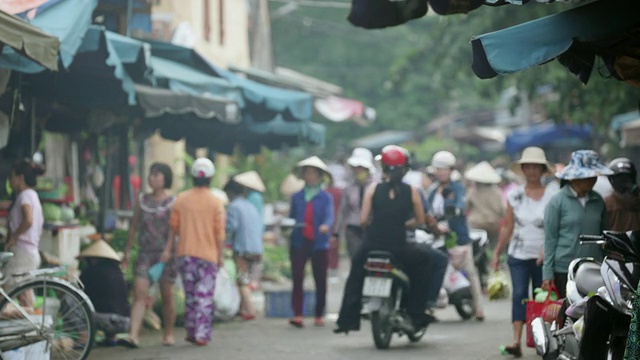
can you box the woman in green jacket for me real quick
[542,150,613,298]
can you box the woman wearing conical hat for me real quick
[464,161,505,250]
[78,240,130,347]
[287,156,334,329]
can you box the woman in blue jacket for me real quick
[288,156,334,328]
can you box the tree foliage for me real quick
[270,2,640,155]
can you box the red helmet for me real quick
[380,145,410,168]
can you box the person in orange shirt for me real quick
[161,158,225,347]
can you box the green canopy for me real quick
[0,0,98,73]
[0,9,59,71]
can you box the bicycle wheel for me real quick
[0,277,95,360]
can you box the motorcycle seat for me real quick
[367,250,395,259]
[575,262,605,297]
[365,251,410,285]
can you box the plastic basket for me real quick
[264,289,318,318]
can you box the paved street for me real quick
[91,272,540,360]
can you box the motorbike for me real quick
[361,250,429,349]
[470,228,490,289]
[532,231,640,360]
[414,226,478,320]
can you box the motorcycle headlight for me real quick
[604,268,634,314]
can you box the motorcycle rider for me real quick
[605,157,640,231]
[334,145,432,334]
[426,151,485,320]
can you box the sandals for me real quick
[499,345,522,358]
[314,317,325,327]
[185,336,208,347]
[289,318,304,328]
[117,338,140,349]
[240,313,256,321]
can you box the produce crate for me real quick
[264,289,319,318]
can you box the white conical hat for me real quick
[294,156,330,175]
[77,240,121,262]
[234,171,266,193]
[464,161,501,184]
[280,173,305,196]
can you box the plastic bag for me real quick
[487,270,511,301]
[213,267,240,322]
[572,317,585,341]
[526,287,562,348]
[566,295,589,318]
[447,246,468,270]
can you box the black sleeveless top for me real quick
[365,182,413,249]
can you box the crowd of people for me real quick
[2,143,639,356]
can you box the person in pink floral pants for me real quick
[162,158,226,346]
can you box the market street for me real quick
[91,277,539,360]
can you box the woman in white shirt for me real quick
[5,160,45,294]
[491,147,557,358]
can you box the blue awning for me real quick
[610,111,640,131]
[149,56,243,104]
[471,0,640,83]
[0,0,98,73]
[146,40,314,122]
[45,25,148,108]
[351,130,413,150]
[505,123,592,154]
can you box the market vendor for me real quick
[77,240,130,346]
[4,159,45,291]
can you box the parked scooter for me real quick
[532,231,640,360]
[415,227,476,320]
[361,250,429,349]
[469,228,489,289]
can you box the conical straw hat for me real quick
[77,240,121,262]
[294,156,330,176]
[464,161,501,184]
[234,171,266,193]
[280,173,305,196]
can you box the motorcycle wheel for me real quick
[451,288,475,320]
[407,326,427,343]
[370,299,394,349]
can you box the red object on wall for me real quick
[112,175,141,210]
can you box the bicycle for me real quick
[0,252,95,360]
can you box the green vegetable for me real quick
[42,203,62,221]
[60,206,75,222]
[534,287,558,303]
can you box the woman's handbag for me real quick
[526,286,563,348]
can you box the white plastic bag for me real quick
[442,263,470,293]
[447,246,468,270]
[213,267,240,321]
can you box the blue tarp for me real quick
[0,0,98,73]
[505,123,592,154]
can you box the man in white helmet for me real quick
[161,157,226,346]
[426,150,486,321]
